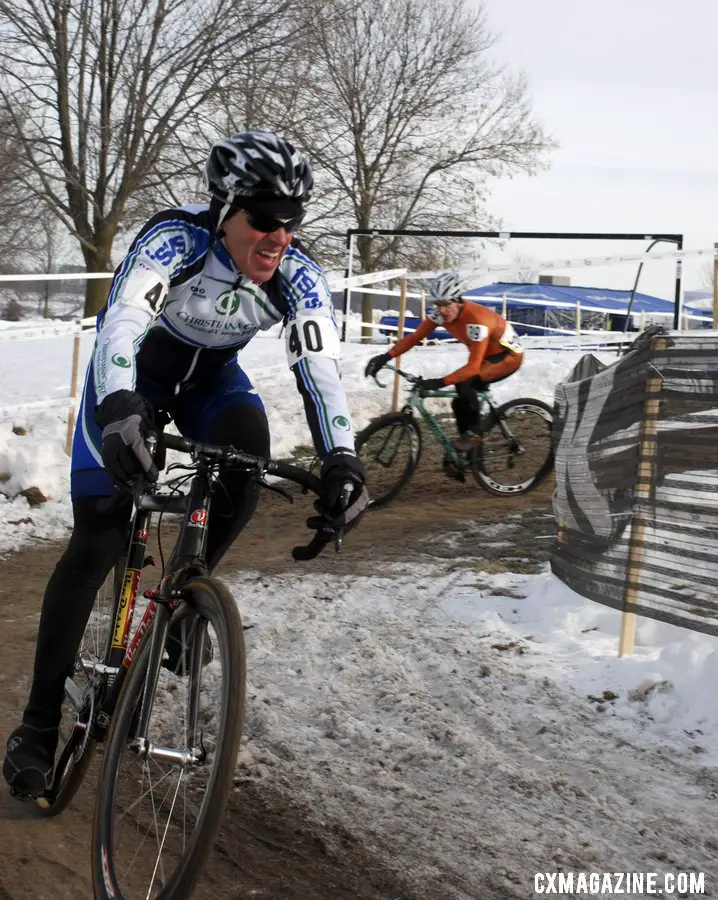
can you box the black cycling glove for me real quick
[364,352,391,379]
[308,449,369,534]
[418,377,446,396]
[95,390,158,487]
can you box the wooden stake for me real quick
[65,326,81,456]
[618,336,666,656]
[391,278,408,412]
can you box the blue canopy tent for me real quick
[377,282,711,341]
[461,282,711,336]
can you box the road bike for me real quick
[357,365,554,508]
[34,432,333,899]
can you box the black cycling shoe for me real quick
[162,617,213,676]
[3,723,58,799]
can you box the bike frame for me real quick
[78,461,216,744]
[400,386,497,469]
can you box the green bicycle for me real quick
[357,365,554,508]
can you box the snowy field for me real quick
[228,563,718,896]
[1,318,717,896]
[0,317,574,553]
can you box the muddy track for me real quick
[0,457,556,900]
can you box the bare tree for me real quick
[505,251,540,284]
[699,260,715,295]
[0,0,300,315]
[0,105,43,262]
[231,0,553,333]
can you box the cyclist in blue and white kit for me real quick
[3,131,368,797]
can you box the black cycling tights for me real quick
[24,403,270,730]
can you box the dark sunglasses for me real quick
[245,208,305,234]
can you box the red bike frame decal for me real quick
[189,508,208,527]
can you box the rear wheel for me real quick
[38,555,127,816]
[471,398,554,495]
[91,575,245,900]
[356,412,422,508]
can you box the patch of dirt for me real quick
[0,456,555,899]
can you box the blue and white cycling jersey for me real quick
[92,203,354,456]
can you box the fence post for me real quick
[65,323,81,456]
[713,242,718,329]
[420,290,427,345]
[391,278,408,412]
[618,335,666,656]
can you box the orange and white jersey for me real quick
[388,302,523,385]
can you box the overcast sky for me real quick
[475,0,717,297]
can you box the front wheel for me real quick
[471,398,554,496]
[355,412,422,508]
[91,575,246,900]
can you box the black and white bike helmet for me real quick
[204,131,314,207]
[427,270,464,302]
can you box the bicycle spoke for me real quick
[356,415,420,507]
[111,674,210,894]
[40,560,127,815]
[94,579,245,900]
[122,764,176,885]
[147,763,184,894]
[472,401,554,494]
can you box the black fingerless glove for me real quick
[365,352,392,379]
[95,390,158,487]
[307,449,369,533]
[418,377,446,396]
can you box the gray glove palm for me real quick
[95,390,158,487]
[307,450,369,533]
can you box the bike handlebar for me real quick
[373,364,421,389]
[162,432,321,495]
[161,433,333,561]
[374,364,455,398]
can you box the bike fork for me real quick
[129,600,206,767]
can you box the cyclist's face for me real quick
[222,210,293,282]
[435,300,462,324]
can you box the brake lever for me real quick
[332,482,354,553]
[257,477,294,503]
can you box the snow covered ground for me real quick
[228,561,718,896]
[0,317,574,554]
[1,317,717,896]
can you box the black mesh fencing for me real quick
[551,328,718,636]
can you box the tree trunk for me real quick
[361,291,374,344]
[82,238,114,318]
[357,236,375,345]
